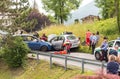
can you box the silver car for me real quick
[49,34,80,50]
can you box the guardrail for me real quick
[31,51,107,73]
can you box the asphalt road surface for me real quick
[28,52,107,72]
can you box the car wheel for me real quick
[40,46,48,52]
[95,51,101,60]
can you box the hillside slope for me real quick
[40,18,118,41]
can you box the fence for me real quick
[32,51,106,73]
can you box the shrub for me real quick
[78,46,91,54]
[2,35,30,68]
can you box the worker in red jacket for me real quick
[63,42,72,54]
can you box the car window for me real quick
[22,36,37,41]
[52,37,59,41]
[108,41,114,47]
[67,35,76,40]
[115,41,120,47]
[58,36,64,40]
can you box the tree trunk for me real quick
[115,0,120,33]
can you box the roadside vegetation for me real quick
[0,59,93,79]
[39,18,119,53]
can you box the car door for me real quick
[51,36,64,50]
[23,36,40,50]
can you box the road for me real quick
[28,52,106,71]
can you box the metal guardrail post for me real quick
[81,59,84,73]
[65,56,67,71]
[37,52,39,64]
[50,53,52,69]
[101,61,105,72]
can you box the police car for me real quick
[94,40,120,60]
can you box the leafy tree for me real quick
[16,9,51,32]
[42,0,81,24]
[95,0,120,33]
[0,0,30,33]
[115,0,120,33]
[95,0,116,19]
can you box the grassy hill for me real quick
[39,18,119,53]
[0,59,93,79]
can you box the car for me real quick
[94,40,120,60]
[49,32,80,50]
[14,34,52,52]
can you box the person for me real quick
[100,37,108,62]
[116,56,120,76]
[89,33,93,50]
[33,31,39,38]
[91,33,97,54]
[107,55,119,75]
[63,42,71,54]
[85,30,91,46]
[96,31,100,45]
[109,45,119,57]
[41,33,48,41]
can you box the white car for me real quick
[94,40,120,60]
[49,33,80,50]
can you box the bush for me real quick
[2,35,30,68]
[78,46,91,54]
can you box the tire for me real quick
[95,51,101,60]
[40,46,48,52]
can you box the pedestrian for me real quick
[33,31,39,38]
[89,33,93,50]
[63,42,71,54]
[108,45,119,57]
[96,31,100,45]
[41,33,48,41]
[85,30,91,46]
[100,37,108,62]
[91,33,97,54]
[107,55,119,75]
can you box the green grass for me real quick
[0,59,93,79]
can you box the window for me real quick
[108,41,114,47]
[67,35,76,40]
[115,41,120,47]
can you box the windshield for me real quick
[67,35,76,40]
[108,41,114,47]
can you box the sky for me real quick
[28,0,94,14]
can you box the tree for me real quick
[0,0,30,33]
[115,0,120,33]
[42,0,81,24]
[16,9,51,32]
[95,0,120,33]
[95,0,116,19]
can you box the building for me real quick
[81,15,100,23]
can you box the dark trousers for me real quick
[67,49,70,54]
[101,50,108,62]
[89,40,92,50]
[91,43,96,54]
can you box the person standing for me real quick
[100,37,108,62]
[63,42,71,54]
[96,31,100,45]
[89,33,93,50]
[86,30,91,46]
[91,33,97,54]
